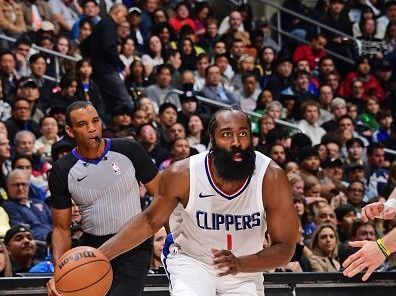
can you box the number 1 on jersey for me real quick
[227,234,233,250]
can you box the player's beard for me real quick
[211,140,256,181]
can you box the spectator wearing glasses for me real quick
[2,169,51,241]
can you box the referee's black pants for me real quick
[81,232,152,296]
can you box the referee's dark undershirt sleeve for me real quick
[116,139,158,184]
[48,162,72,209]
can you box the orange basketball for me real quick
[54,246,113,296]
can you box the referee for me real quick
[47,101,159,296]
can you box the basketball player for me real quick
[47,101,159,296]
[99,108,299,295]
[343,187,396,281]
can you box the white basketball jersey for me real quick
[171,151,270,265]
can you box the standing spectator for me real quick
[86,4,131,115]
[2,170,52,241]
[0,0,26,50]
[140,0,159,39]
[292,34,327,72]
[298,101,326,146]
[49,0,82,33]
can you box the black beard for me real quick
[211,141,256,181]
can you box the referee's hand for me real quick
[47,277,61,296]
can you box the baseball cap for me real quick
[19,78,39,89]
[40,21,55,32]
[331,97,346,109]
[128,6,142,15]
[4,224,32,245]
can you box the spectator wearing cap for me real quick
[266,57,294,100]
[292,34,327,72]
[335,204,356,243]
[0,0,26,50]
[49,0,82,32]
[375,60,394,100]
[344,163,365,184]
[321,157,347,197]
[3,224,37,273]
[17,78,44,124]
[50,136,74,162]
[70,0,100,41]
[322,97,347,132]
[103,104,135,138]
[299,146,321,180]
[19,0,55,32]
[375,0,396,39]
[234,72,261,112]
[127,6,144,54]
[298,101,326,145]
[2,170,51,242]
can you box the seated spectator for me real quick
[141,35,165,77]
[344,163,366,185]
[373,109,393,143]
[119,37,140,69]
[0,205,10,237]
[2,170,51,241]
[14,130,51,192]
[144,64,180,109]
[234,72,260,112]
[16,78,44,125]
[298,101,326,145]
[292,33,327,72]
[157,103,178,149]
[269,143,287,169]
[149,226,166,274]
[28,230,53,273]
[169,2,196,34]
[11,155,45,202]
[0,0,26,51]
[365,142,389,201]
[345,138,365,166]
[48,75,79,111]
[0,132,11,197]
[137,123,169,167]
[0,239,12,276]
[138,97,159,124]
[5,98,41,142]
[19,0,55,33]
[70,0,100,41]
[102,104,135,139]
[299,147,321,180]
[34,116,59,162]
[186,114,207,153]
[49,0,82,32]
[0,51,19,103]
[355,97,380,137]
[334,203,356,243]
[0,79,11,122]
[13,36,32,78]
[305,223,341,272]
[159,138,190,171]
[346,180,366,215]
[50,136,74,162]
[198,18,220,54]
[314,204,337,228]
[4,224,37,274]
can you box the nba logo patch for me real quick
[112,162,121,175]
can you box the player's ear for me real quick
[65,125,75,139]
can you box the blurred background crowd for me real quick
[0,0,396,277]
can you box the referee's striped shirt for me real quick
[48,138,158,236]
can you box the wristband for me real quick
[376,239,391,258]
[384,198,396,212]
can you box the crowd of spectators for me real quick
[0,0,396,277]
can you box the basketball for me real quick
[54,246,113,296]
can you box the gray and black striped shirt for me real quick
[48,138,158,236]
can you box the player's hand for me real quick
[342,240,384,281]
[361,202,395,222]
[211,248,240,276]
[47,277,62,296]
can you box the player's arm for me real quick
[213,161,299,274]
[143,173,160,196]
[362,186,396,221]
[99,160,189,261]
[343,228,396,281]
[51,208,72,265]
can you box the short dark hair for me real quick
[204,64,220,77]
[11,154,33,169]
[16,35,32,47]
[367,142,385,156]
[60,75,78,89]
[29,53,45,65]
[11,97,30,109]
[136,122,155,136]
[345,137,365,149]
[337,114,353,125]
[156,63,174,76]
[207,107,251,142]
[241,71,257,83]
[65,101,95,127]
[159,102,177,115]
